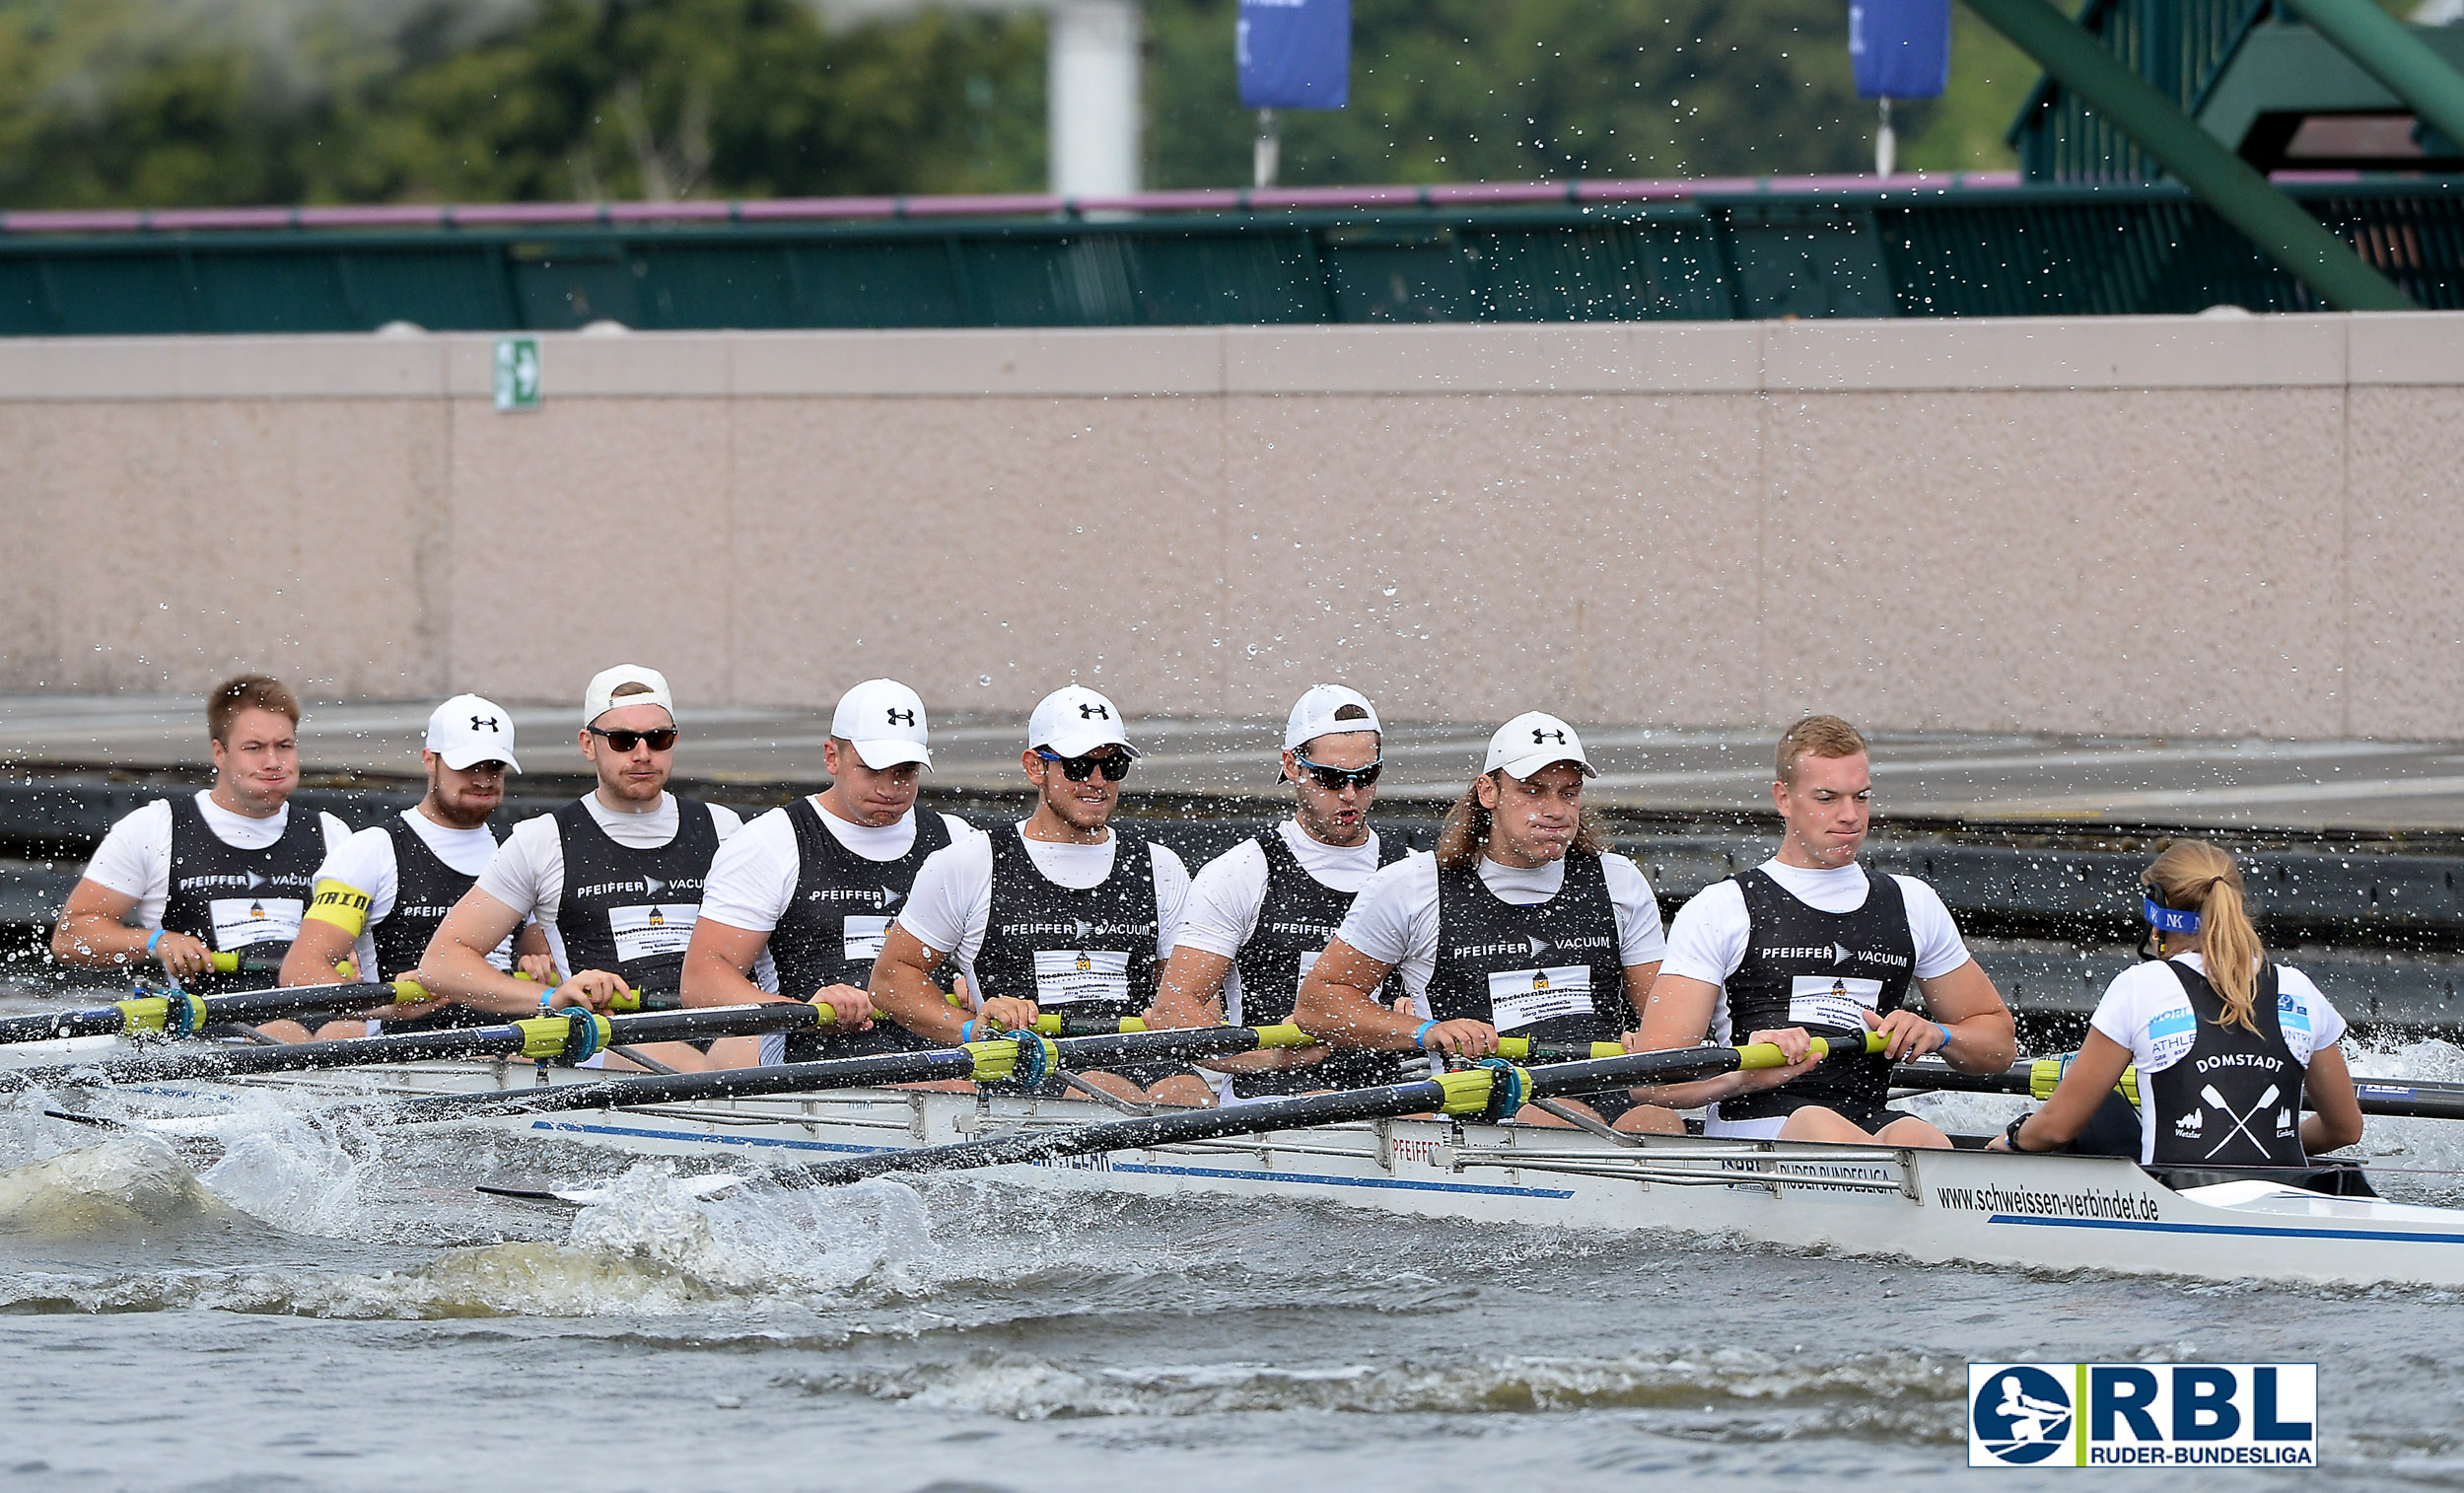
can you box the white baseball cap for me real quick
[583,664,674,727]
[426,694,521,772]
[1028,684,1138,760]
[1484,711,1597,781]
[831,678,931,770]
[1284,683,1382,753]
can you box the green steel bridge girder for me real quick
[2271,0,2464,161]
[1960,0,2418,311]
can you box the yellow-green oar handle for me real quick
[206,951,357,981]
[1735,1030,1889,1069]
[2030,1055,2141,1105]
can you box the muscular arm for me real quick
[280,917,360,987]
[1908,958,2017,1071]
[869,924,989,1045]
[419,888,576,1015]
[2002,1029,2134,1150]
[2301,1042,2364,1154]
[1629,971,1818,1107]
[52,879,189,973]
[681,917,875,1029]
[1152,946,1320,1071]
[1620,960,1661,1026]
[1295,938,1496,1056]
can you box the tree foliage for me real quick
[0,0,2035,209]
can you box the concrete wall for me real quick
[1,313,2458,738]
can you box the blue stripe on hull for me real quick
[1991,1213,2464,1245]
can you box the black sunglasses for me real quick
[589,725,678,752]
[1294,753,1381,791]
[1035,747,1131,782]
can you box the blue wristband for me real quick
[1933,1021,1952,1051]
[1413,1021,1436,1050]
[961,1019,978,1042]
[539,986,556,1012]
[145,928,166,957]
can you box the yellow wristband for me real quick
[303,879,373,939]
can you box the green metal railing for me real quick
[2012,0,2281,179]
[0,178,2457,334]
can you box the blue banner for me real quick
[1237,0,1350,110]
[1850,0,1950,100]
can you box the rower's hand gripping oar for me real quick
[761,1031,1890,1190]
[0,1000,849,1092]
[389,1023,1325,1125]
[0,972,438,1048]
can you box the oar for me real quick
[1889,1056,2464,1123]
[0,1002,832,1092]
[0,974,433,1047]
[384,1023,1324,1125]
[763,1032,1889,1190]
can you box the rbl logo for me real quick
[1969,1364,2316,1467]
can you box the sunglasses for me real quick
[1294,753,1381,791]
[589,726,678,752]
[1035,747,1132,782]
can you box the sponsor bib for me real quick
[841,914,893,965]
[1789,973,1882,1031]
[606,903,699,964]
[208,895,304,950]
[1033,949,1131,1008]
[1487,965,1594,1032]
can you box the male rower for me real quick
[1634,715,2016,1146]
[1148,684,1410,1105]
[683,678,981,1066]
[52,675,352,1023]
[278,695,554,1036]
[872,684,1192,1102]
[1295,711,1673,1132]
[421,665,745,1071]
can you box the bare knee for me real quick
[1612,1102,1684,1135]
[1875,1115,1953,1150]
[1776,1105,1864,1143]
[253,1019,315,1044]
[1075,1070,1147,1102]
[1146,1075,1217,1108]
[312,1019,368,1041]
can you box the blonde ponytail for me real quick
[2144,840,2266,1033]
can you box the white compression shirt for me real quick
[1172,820,1389,1023]
[896,822,1190,1003]
[1333,849,1666,1014]
[78,792,353,930]
[471,792,744,978]
[2089,952,2349,1164]
[698,800,979,994]
[313,808,517,974]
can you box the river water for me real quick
[4,1038,2464,1491]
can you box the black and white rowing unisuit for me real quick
[551,796,720,996]
[2147,960,2306,1170]
[767,798,952,1058]
[1711,867,1917,1125]
[1426,850,1626,1043]
[973,826,1162,1023]
[371,817,503,983]
[160,796,326,995]
[1226,828,1411,1098]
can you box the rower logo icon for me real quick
[1525,936,1550,960]
[1531,728,1566,745]
[879,886,903,909]
[471,715,499,733]
[245,871,266,891]
[1971,1366,2073,1464]
[1079,704,1109,720]
[1832,942,1853,966]
[1073,918,1093,941]
[644,876,667,897]
[885,708,915,726]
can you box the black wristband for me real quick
[2005,1112,2037,1153]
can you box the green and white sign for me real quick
[493,336,541,411]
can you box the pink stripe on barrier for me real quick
[737,196,901,221]
[605,199,735,223]
[1,209,148,233]
[297,204,452,228]
[0,174,2067,236]
[900,192,1065,217]
[450,202,603,226]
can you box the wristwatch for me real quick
[2005,1112,2038,1153]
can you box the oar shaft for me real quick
[388,1022,1318,1123]
[0,1003,819,1090]
[0,978,417,1047]
[775,1038,1830,1189]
